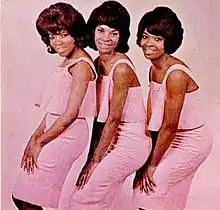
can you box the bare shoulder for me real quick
[68,58,94,80]
[113,53,135,77]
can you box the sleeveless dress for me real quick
[12,57,97,208]
[69,59,152,210]
[132,64,213,210]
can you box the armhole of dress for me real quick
[66,57,97,80]
[109,58,137,85]
[148,66,153,86]
[162,64,194,86]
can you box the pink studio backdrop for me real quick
[2,0,220,209]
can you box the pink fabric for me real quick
[70,122,151,210]
[132,125,213,210]
[35,57,97,118]
[148,64,205,131]
[97,59,146,123]
[12,114,89,208]
[69,59,151,209]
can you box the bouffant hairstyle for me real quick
[87,0,131,53]
[36,2,88,54]
[137,6,184,54]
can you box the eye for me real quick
[49,35,55,40]
[111,32,119,36]
[61,33,69,38]
[142,34,148,39]
[155,37,163,41]
[97,28,104,33]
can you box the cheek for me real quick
[113,37,120,46]
[140,39,145,48]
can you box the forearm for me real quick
[87,118,105,161]
[149,126,176,166]
[37,113,77,147]
[137,131,158,173]
[30,115,46,140]
[92,118,120,162]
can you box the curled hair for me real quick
[87,0,130,53]
[137,6,184,54]
[36,2,88,53]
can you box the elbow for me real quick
[160,122,178,133]
[107,115,121,126]
[62,110,78,125]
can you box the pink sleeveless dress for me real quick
[69,59,152,210]
[132,64,213,210]
[12,57,97,208]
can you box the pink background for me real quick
[2,0,220,209]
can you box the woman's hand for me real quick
[75,160,99,190]
[21,138,43,174]
[133,169,144,190]
[142,165,157,195]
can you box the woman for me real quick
[132,6,213,210]
[69,1,151,209]
[12,2,97,210]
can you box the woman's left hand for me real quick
[76,160,99,190]
[142,165,157,195]
[21,139,43,174]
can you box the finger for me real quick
[150,176,157,187]
[21,152,28,168]
[33,156,39,170]
[81,174,88,189]
[143,178,150,195]
[23,159,28,172]
[76,176,83,189]
[30,158,35,174]
[77,173,86,190]
[27,158,32,175]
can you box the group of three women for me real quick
[12,1,212,210]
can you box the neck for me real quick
[99,51,115,64]
[151,53,170,70]
[67,46,81,60]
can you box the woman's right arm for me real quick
[29,114,47,141]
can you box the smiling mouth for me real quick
[143,49,156,53]
[56,47,66,53]
[98,42,112,48]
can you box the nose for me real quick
[54,35,63,45]
[143,37,154,47]
[102,31,111,41]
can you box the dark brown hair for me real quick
[87,0,131,53]
[137,6,184,54]
[36,2,88,53]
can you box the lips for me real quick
[55,47,67,54]
[98,42,112,48]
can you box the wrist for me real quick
[36,135,47,148]
[91,156,101,164]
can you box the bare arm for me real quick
[149,70,188,167]
[92,63,134,163]
[37,61,93,147]
[30,115,46,140]
[145,89,152,137]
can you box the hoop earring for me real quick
[47,46,52,53]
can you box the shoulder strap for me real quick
[109,58,136,77]
[162,64,193,85]
[66,57,97,79]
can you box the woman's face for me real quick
[49,29,76,57]
[140,29,165,60]
[94,25,120,55]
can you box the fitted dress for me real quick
[132,64,213,210]
[12,57,97,208]
[69,58,152,210]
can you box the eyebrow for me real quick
[98,25,118,32]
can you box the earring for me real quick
[47,46,52,53]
